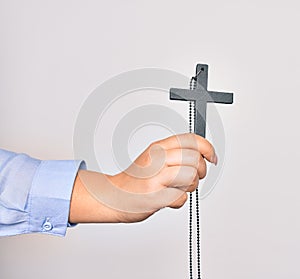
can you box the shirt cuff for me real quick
[27,159,86,237]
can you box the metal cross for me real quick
[170,64,234,137]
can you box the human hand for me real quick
[69,133,217,224]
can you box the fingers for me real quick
[169,192,188,209]
[150,188,188,209]
[165,148,207,179]
[165,148,200,167]
[111,133,218,216]
[178,172,199,192]
[154,133,217,164]
[158,166,199,192]
[148,187,188,209]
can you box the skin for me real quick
[69,133,217,224]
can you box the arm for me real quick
[0,133,216,237]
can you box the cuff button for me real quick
[42,218,53,231]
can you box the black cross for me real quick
[170,64,234,137]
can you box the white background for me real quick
[1,1,300,278]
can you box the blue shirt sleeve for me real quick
[0,149,86,237]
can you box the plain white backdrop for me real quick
[0,1,299,278]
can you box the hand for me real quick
[69,133,217,224]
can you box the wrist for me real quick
[69,170,125,223]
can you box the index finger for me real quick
[153,133,217,164]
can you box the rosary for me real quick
[169,64,234,278]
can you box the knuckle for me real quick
[188,133,196,139]
[175,193,188,208]
[150,142,166,153]
[187,167,197,184]
[149,142,159,150]
[191,174,199,190]
[180,193,188,206]
[142,179,156,193]
[192,150,201,165]
[198,160,207,179]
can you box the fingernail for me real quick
[214,154,218,166]
[210,155,216,165]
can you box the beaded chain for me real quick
[189,74,201,279]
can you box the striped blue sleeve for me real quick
[0,149,86,237]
